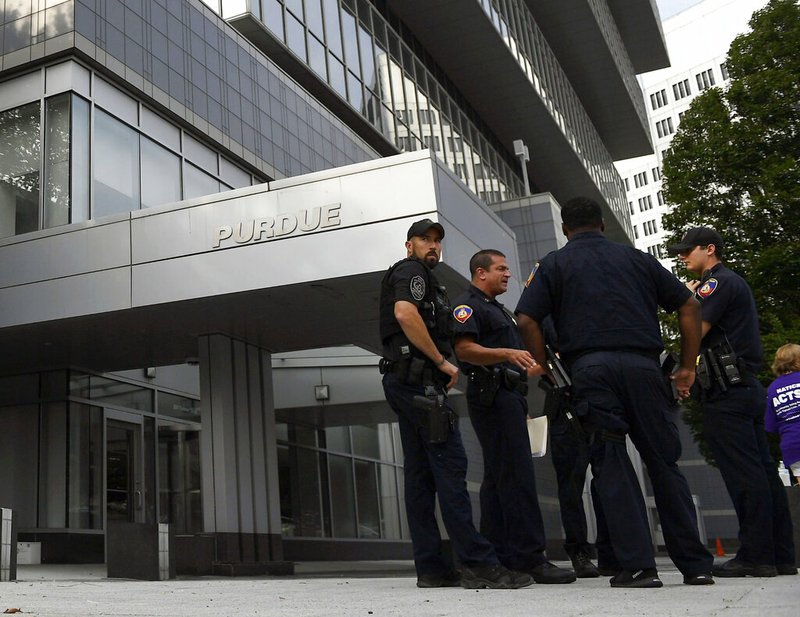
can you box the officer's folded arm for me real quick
[454,335,539,372]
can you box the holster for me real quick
[413,385,453,444]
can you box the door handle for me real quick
[134,489,143,510]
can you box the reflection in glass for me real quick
[157,391,200,422]
[68,403,103,529]
[141,137,181,208]
[44,94,72,228]
[0,101,40,239]
[183,162,220,199]
[278,444,330,537]
[70,372,154,412]
[94,109,140,218]
[158,423,202,533]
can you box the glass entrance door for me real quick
[105,415,145,524]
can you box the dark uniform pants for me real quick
[572,351,713,576]
[382,373,497,574]
[467,385,547,570]
[550,414,593,557]
[702,375,796,566]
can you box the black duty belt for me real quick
[470,366,528,396]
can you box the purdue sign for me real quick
[213,203,341,249]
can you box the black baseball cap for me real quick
[668,226,724,254]
[407,218,445,241]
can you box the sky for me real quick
[656,0,704,19]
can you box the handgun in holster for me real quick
[539,346,584,436]
[413,385,453,444]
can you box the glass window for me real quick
[0,101,40,239]
[306,0,324,38]
[285,13,307,63]
[39,401,68,528]
[323,425,351,453]
[157,391,200,422]
[328,54,347,99]
[378,463,401,539]
[0,404,39,528]
[93,109,140,218]
[351,424,380,459]
[67,403,103,529]
[183,162,220,199]
[262,0,284,39]
[71,95,90,224]
[329,454,356,537]
[308,34,327,81]
[340,5,359,76]
[141,136,181,208]
[158,424,202,533]
[322,0,342,58]
[44,94,71,228]
[354,459,379,538]
[70,373,154,412]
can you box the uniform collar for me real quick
[470,284,498,305]
[567,230,605,243]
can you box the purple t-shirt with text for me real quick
[765,371,800,466]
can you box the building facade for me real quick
[616,0,767,271]
[0,0,668,569]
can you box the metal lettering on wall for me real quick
[212,203,342,249]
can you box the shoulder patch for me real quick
[409,275,426,301]
[525,262,539,288]
[697,278,718,298]
[453,304,474,324]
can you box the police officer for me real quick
[515,197,714,588]
[380,219,532,589]
[451,249,576,584]
[670,226,796,577]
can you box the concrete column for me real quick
[198,335,289,573]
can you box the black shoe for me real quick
[712,558,777,578]
[609,569,663,588]
[683,573,714,585]
[417,570,461,588]
[460,564,533,589]
[526,561,577,584]
[570,551,600,578]
[776,564,798,575]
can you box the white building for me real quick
[616,0,768,271]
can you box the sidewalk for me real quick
[2,558,797,617]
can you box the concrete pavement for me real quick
[1,558,797,616]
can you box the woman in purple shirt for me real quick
[765,344,800,485]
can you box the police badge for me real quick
[410,275,426,301]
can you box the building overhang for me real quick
[521,0,664,159]
[382,0,629,239]
[607,0,671,73]
[0,151,521,375]
[384,0,658,160]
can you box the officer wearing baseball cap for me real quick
[671,226,796,577]
[378,218,533,589]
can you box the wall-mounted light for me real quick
[145,367,157,379]
[314,385,330,401]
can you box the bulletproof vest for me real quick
[379,258,453,358]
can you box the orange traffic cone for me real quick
[715,537,725,557]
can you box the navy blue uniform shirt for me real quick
[452,284,524,374]
[694,263,763,373]
[515,231,690,359]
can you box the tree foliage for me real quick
[661,0,800,464]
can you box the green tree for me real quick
[661,0,800,464]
